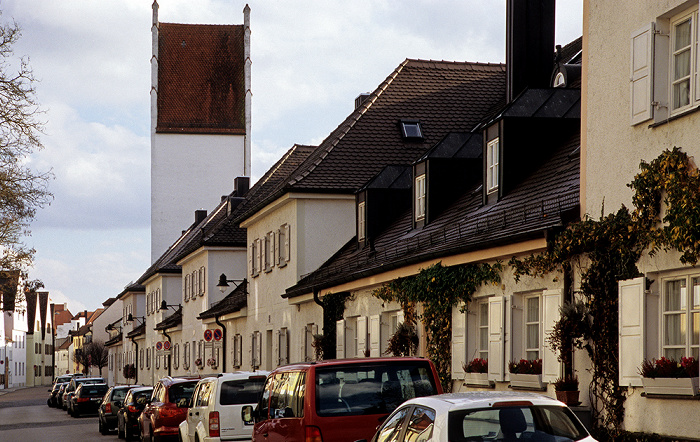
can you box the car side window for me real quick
[257,374,277,421]
[192,384,203,407]
[404,406,435,442]
[377,406,410,442]
[268,371,304,418]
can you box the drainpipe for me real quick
[162,329,172,377]
[129,336,139,385]
[215,316,227,373]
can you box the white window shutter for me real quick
[488,296,505,381]
[279,329,288,365]
[542,289,563,383]
[630,23,654,125]
[357,316,368,357]
[255,238,262,273]
[452,307,466,378]
[249,243,254,276]
[270,232,276,268]
[619,276,646,387]
[336,319,346,359]
[284,224,291,262]
[275,229,281,265]
[696,18,700,103]
[369,315,381,357]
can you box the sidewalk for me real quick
[0,386,28,396]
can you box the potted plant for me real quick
[194,357,204,369]
[554,374,580,405]
[463,358,491,387]
[207,357,218,368]
[509,359,544,390]
[639,356,699,396]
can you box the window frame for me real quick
[486,138,500,194]
[414,174,426,222]
[357,201,366,241]
[524,294,542,361]
[661,272,700,360]
[669,8,698,115]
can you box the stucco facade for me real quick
[239,193,355,370]
[585,0,700,437]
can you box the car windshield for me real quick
[447,405,589,442]
[169,382,197,403]
[315,362,438,416]
[220,378,266,405]
[82,385,109,396]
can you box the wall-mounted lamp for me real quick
[126,313,145,325]
[216,273,244,293]
[160,300,181,312]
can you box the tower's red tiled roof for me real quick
[157,23,246,134]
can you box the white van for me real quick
[179,371,268,442]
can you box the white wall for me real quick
[151,132,246,262]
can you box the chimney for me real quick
[506,0,555,102]
[234,176,250,196]
[355,93,371,109]
[195,210,208,225]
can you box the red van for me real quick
[246,357,442,442]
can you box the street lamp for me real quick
[216,273,244,293]
[126,314,145,326]
[160,300,181,312]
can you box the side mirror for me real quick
[241,405,254,425]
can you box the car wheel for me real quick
[73,408,80,418]
[98,417,106,435]
[117,418,125,439]
[125,425,133,441]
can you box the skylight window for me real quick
[400,120,423,140]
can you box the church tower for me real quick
[150,1,251,261]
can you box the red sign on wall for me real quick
[204,329,213,342]
[213,329,223,341]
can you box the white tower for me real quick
[150,2,251,261]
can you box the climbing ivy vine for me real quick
[373,261,502,392]
[510,147,700,437]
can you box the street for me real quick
[0,386,107,442]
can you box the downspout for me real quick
[162,329,172,377]
[215,316,227,373]
[130,336,139,385]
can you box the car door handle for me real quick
[263,433,268,437]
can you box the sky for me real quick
[2,0,583,314]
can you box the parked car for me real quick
[99,385,140,434]
[357,391,597,442]
[56,382,69,408]
[117,386,153,441]
[70,382,110,417]
[179,371,269,442]
[64,376,106,414]
[48,374,82,407]
[47,381,65,407]
[138,376,199,442]
[245,357,442,442]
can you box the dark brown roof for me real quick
[236,60,506,222]
[26,290,37,335]
[126,322,146,339]
[157,23,245,134]
[155,306,182,330]
[105,333,123,347]
[198,279,247,319]
[286,133,580,298]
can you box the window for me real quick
[304,323,319,362]
[264,232,275,272]
[221,377,267,405]
[233,334,243,368]
[663,276,700,359]
[414,174,426,222]
[405,406,435,442]
[486,138,499,193]
[251,331,262,369]
[400,120,423,140]
[173,344,179,370]
[278,328,289,366]
[631,5,700,124]
[184,275,190,302]
[357,201,366,241]
[277,224,290,266]
[199,267,205,295]
[525,295,541,361]
[670,10,696,112]
[478,301,489,360]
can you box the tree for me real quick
[0,13,52,273]
[72,347,90,375]
[85,340,109,377]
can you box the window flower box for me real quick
[463,358,492,387]
[510,373,545,390]
[639,357,699,396]
[464,372,492,387]
[509,359,544,390]
[642,376,699,396]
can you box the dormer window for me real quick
[357,201,366,241]
[414,174,426,221]
[486,138,500,193]
[553,72,565,87]
[400,120,423,140]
